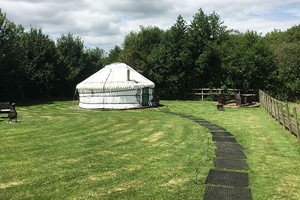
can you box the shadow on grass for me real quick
[17,98,74,107]
[72,103,165,111]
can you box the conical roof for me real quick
[76,62,155,91]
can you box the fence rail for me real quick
[259,90,300,141]
[185,88,242,100]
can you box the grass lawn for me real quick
[0,100,300,199]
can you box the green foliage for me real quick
[147,15,189,99]
[0,11,26,101]
[56,33,84,82]
[105,9,299,101]
[80,47,105,82]
[105,45,122,64]
[0,8,299,101]
[120,26,164,73]
[265,25,300,101]
[0,10,107,101]
[222,31,275,91]
[22,28,58,98]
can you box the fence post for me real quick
[293,107,300,141]
[266,94,269,113]
[280,102,286,128]
[275,99,280,122]
[263,91,266,110]
[271,98,275,117]
[264,91,267,109]
[259,90,264,107]
[286,103,292,132]
[268,95,271,114]
[269,95,272,114]
[266,93,269,112]
[260,90,263,108]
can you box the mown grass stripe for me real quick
[0,101,213,199]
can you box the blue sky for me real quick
[1,0,299,52]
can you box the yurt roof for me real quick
[76,62,155,90]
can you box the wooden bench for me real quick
[0,102,11,113]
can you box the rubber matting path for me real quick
[205,169,249,187]
[212,137,237,143]
[216,149,247,159]
[204,125,227,131]
[214,158,249,170]
[211,131,233,137]
[163,112,252,199]
[215,143,244,151]
[204,185,252,200]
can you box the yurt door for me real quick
[142,88,149,106]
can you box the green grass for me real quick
[1,100,300,199]
[0,101,212,200]
[163,100,300,200]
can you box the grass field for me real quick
[1,100,300,199]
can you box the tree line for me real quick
[0,10,105,102]
[1,9,299,102]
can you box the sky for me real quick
[1,0,300,52]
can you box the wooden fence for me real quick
[259,90,300,141]
[185,88,241,101]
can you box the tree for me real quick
[223,31,275,91]
[274,42,300,100]
[186,9,229,89]
[79,47,105,82]
[56,33,85,97]
[21,28,57,98]
[1,8,299,101]
[105,45,123,64]
[147,15,189,99]
[265,25,300,100]
[0,10,26,101]
[121,26,164,73]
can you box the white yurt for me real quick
[76,62,155,109]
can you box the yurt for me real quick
[76,62,155,109]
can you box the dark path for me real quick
[166,112,253,200]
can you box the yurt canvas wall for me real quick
[76,63,155,109]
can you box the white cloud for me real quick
[1,0,299,52]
